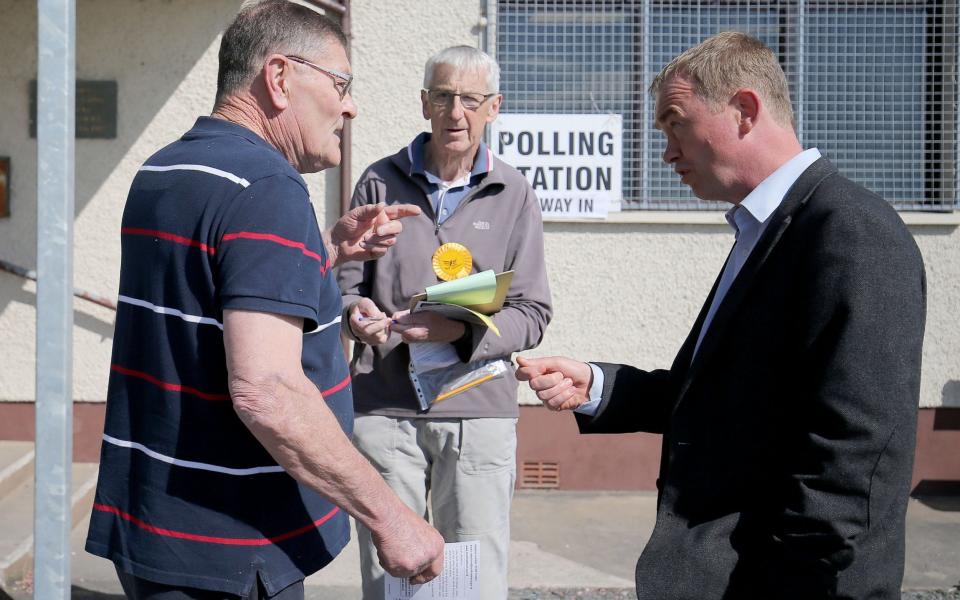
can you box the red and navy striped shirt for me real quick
[85,117,352,596]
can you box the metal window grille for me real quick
[495,0,960,211]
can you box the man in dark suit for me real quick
[517,32,926,600]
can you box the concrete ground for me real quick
[34,491,960,599]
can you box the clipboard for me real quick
[405,270,514,411]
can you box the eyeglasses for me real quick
[286,55,353,101]
[424,89,497,111]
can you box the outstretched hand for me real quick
[515,355,593,411]
[328,202,421,265]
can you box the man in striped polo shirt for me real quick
[85,2,443,598]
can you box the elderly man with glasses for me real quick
[338,45,552,600]
[84,2,445,598]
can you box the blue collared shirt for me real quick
[406,132,494,225]
[577,148,822,416]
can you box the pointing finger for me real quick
[349,202,385,222]
[374,220,404,237]
[384,203,422,219]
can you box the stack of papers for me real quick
[406,271,513,411]
[409,270,514,336]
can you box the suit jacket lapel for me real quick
[671,248,732,376]
[674,158,838,404]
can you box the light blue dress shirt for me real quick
[575,148,822,416]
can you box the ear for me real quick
[421,89,431,120]
[731,89,761,135]
[485,94,503,124]
[262,55,292,111]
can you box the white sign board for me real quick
[491,113,622,220]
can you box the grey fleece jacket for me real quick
[337,142,552,418]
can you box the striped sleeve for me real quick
[217,174,329,330]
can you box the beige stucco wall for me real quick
[0,0,957,409]
[532,219,960,410]
[0,0,333,401]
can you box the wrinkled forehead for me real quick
[653,74,704,126]
[313,37,351,71]
[427,63,491,91]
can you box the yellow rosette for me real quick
[432,243,473,281]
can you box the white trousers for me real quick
[352,415,517,600]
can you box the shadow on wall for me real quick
[0,0,240,317]
[912,487,960,511]
[70,588,124,600]
[0,585,122,600]
[943,380,960,409]
[0,273,115,340]
[912,395,960,508]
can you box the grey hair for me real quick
[423,46,500,92]
[215,0,347,105]
[649,31,795,130]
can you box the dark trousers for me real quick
[115,566,305,600]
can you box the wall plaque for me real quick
[29,80,118,139]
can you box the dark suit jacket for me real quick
[577,159,926,600]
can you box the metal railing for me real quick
[0,259,117,312]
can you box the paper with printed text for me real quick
[384,541,480,600]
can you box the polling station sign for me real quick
[491,114,622,220]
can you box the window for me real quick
[496,0,959,211]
